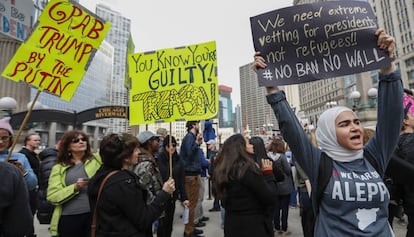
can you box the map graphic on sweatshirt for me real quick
[356,208,379,230]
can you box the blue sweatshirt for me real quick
[0,149,38,191]
[266,70,403,237]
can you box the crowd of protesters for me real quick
[1,26,413,237]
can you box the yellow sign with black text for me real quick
[1,0,111,101]
[128,41,218,125]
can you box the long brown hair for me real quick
[212,134,260,200]
[57,130,92,166]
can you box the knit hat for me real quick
[0,117,13,135]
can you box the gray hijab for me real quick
[315,106,364,162]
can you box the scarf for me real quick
[316,106,364,162]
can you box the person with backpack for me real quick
[267,139,294,236]
[37,142,59,227]
[254,28,402,236]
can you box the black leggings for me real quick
[58,212,91,237]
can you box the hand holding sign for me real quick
[128,41,218,125]
[375,28,396,75]
[250,1,393,87]
[254,29,396,94]
[1,0,111,101]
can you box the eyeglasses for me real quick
[72,137,87,143]
[0,136,10,142]
[169,143,177,148]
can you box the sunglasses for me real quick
[168,143,177,147]
[72,137,87,143]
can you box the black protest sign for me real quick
[250,1,391,87]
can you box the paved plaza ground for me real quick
[35,193,408,237]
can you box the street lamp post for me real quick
[367,88,378,107]
[27,101,44,110]
[350,88,377,111]
[263,123,273,136]
[349,88,378,126]
[350,91,361,112]
[0,97,17,118]
[325,101,338,109]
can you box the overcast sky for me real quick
[79,0,293,106]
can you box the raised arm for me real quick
[365,29,403,172]
[253,52,320,179]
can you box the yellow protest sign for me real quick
[1,0,111,101]
[129,41,218,125]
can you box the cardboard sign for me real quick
[128,41,218,125]
[250,1,391,86]
[1,0,111,101]
[404,95,414,116]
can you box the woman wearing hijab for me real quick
[254,28,402,236]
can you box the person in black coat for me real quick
[213,134,278,237]
[88,133,175,237]
[156,135,190,237]
[0,161,33,236]
[37,146,58,224]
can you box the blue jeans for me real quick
[274,194,290,231]
[289,189,298,207]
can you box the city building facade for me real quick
[239,63,279,137]
[292,0,410,127]
[370,0,414,88]
[1,1,123,151]
[96,4,133,133]
[29,41,115,149]
[234,104,242,134]
[218,85,233,128]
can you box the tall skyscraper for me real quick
[234,104,242,134]
[218,85,233,128]
[239,63,279,136]
[27,41,114,148]
[96,4,133,133]
[370,0,414,88]
[34,41,114,113]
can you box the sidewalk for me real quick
[35,197,408,237]
[169,198,408,237]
